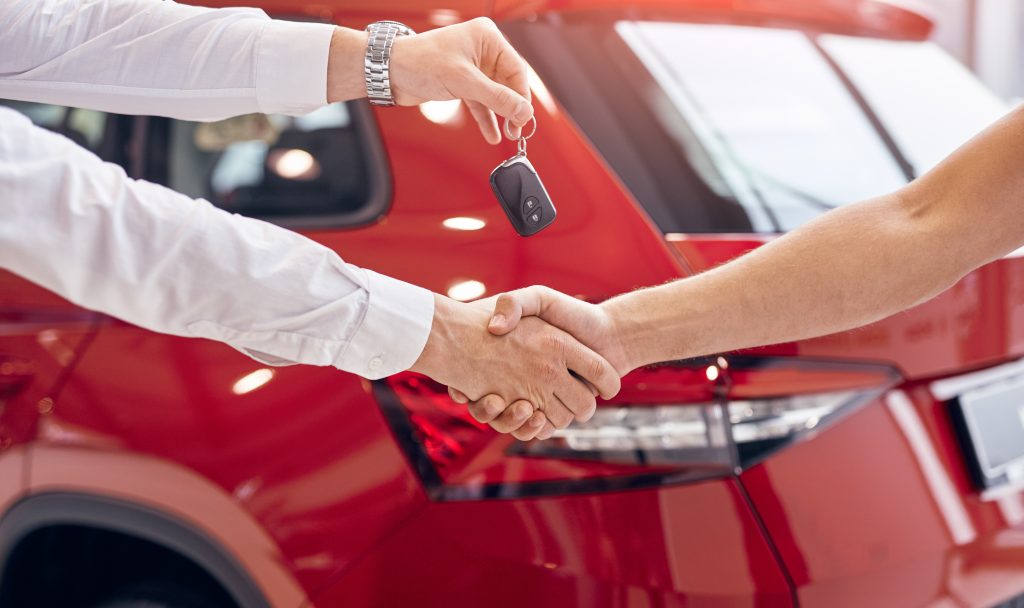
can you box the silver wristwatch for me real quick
[364,21,415,107]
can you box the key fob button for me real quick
[489,157,557,237]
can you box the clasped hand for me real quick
[410,293,623,434]
[410,288,633,441]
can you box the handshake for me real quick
[409,285,636,441]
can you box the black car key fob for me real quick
[490,117,556,237]
[489,155,556,237]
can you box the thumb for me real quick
[488,285,554,335]
[487,291,525,335]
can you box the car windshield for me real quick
[507,18,1009,234]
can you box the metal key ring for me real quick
[503,115,537,142]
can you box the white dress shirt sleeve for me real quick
[0,107,435,379]
[0,0,335,120]
[0,0,438,379]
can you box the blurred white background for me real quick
[922,0,1024,101]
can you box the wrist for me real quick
[410,294,489,388]
[602,284,711,370]
[600,295,650,373]
[410,294,452,381]
[326,27,369,103]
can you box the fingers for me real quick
[466,394,570,437]
[448,387,469,404]
[511,410,546,441]
[539,393,576,431]
[489,399,537,433]
[462,18,533,129]
[462,394,546,440]
[467,394,508,424]
[536,419,557,440]
[490,38,531,139]
[464,99,500,145]
[462,70,532,131]
[563,340,620,400]
[554,375,598,425]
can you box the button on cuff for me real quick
[368,356,383,372]
[334,271,434,380]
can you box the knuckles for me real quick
[538,328,566,355]
[585,355,606,386]
[491,86,517,109]
[468,402,494,423]
[466,17,499,34]
[538,361,561,386]
[577,401,597,423]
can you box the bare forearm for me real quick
[606,106,1024,370]
[326,27,370,103]
[604,195,954,367]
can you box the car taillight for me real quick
[376,357,898,500]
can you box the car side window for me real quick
[0,101,104,150]
[146,101,391,229]
[0,100,134,170]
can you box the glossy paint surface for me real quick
[671,236,1024,380]
[1,1,1022,607]
[29,445,309,608]
[51,326,426,596]
[314,479,792,607]
[492,0,933,40]
[741,385,1024,607]
[0,277,96,512]
[212,0,933,40]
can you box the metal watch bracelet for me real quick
[364,21,415,107]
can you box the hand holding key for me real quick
[381,18,534,144]
[490,117,558,236]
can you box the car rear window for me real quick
[616,21,909,232]
[505,17,1008,234]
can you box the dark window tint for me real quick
[0,100,135,171]
[145,101,390,228]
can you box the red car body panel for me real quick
[743,384,1024,608]
[2,0,1023,607]
[313,480,792,607]
[491,0,934,40]
[0,276,96,512]
[216,0,933,40]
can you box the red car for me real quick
[2,0,1023,606]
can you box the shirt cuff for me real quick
[255,19,335,115]
[335,270,435,380]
